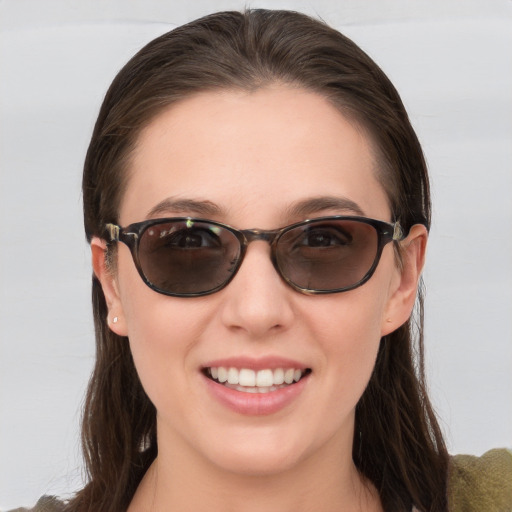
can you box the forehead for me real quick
[121,86,390,225]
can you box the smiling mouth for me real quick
[203,367,312,394]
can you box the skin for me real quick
[92,86,427,512]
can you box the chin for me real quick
[196,426,311,476]
[210,448,304,477]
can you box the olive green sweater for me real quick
[447,448,512,511]
[7,449,512,512]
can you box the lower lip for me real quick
[203,374,309,416]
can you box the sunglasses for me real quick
[105,216,405,297]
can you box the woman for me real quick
[15,8,511,512]
[78,9,443,511]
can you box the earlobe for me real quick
[381,224,428,336]
[91,237,128,336]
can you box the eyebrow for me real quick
[286,196,365,218]
[146,195,365,221]
[146,197,224,218]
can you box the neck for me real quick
[128,425,381,512]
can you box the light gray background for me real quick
[1,0,511,509]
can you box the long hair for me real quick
[73,9,448,512]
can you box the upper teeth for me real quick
[209,367,304,387]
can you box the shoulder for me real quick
[6,496,66,512]
[448,448,512,512]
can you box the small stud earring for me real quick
[113,316,118,324]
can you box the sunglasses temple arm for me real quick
[392,222,404,241]
[105,223,121,242]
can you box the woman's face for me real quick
[95,86,421,477]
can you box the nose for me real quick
[219,242,295,339]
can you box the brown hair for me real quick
[74,9,448,512]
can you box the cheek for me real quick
[122,297,209,423]
[322,300,382,384]
[114,251,204,402]
[310,272,392,399]
[314,277,389,352]
[115,245,204,342]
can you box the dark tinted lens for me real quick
[276,219,378,291]
[138,220,241,294]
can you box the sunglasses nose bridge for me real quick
[231,228,288,290]
[236,227,285,281]
[240,228,280,246]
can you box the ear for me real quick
[91,237,128,336]
[381,224,428,336]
